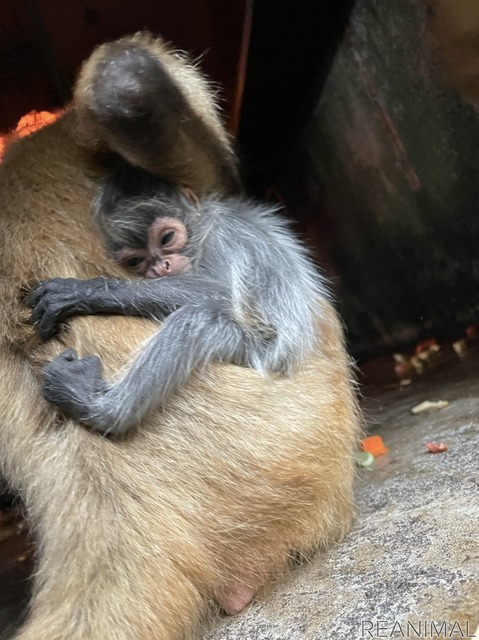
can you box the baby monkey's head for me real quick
[94,164,198,278]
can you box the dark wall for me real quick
[275,0,479,359]
[237,0,355,191]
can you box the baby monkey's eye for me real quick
[126,256,144,268]
[161,230,175,246]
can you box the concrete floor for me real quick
[1,344,478,639]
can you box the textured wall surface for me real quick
[295,0,479,358]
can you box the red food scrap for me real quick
[424,442,448,454]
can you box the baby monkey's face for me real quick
[116,216,190,278]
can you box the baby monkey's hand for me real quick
[28,277,109,340]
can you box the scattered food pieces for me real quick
[361,435,389,457]
[409,355,425,373]
[414,338,440,355]
[414,338,441,355]
[393,353,415,379]
[424,442,448,454]
[414,339,440,366]
[355,451,375,469]
[410,400,449,414]
[452,339,468,357]
[392,339,442,381]
[465,324,479,338]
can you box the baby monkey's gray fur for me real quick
[29,169,328,435]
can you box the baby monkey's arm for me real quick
[29,275,225,340]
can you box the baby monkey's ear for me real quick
[180,187,200,207]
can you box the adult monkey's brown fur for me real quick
[0,33,360,639]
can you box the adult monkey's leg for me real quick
[73,32,241,195]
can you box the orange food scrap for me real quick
[14,110,61,138]
[424,442,448,454]
[361,435,389,457]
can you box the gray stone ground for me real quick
[206,347,479,640]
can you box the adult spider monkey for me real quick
[0,33,359,639]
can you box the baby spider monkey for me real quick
[30,163,328,435]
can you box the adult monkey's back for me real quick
[0,33,360,640]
